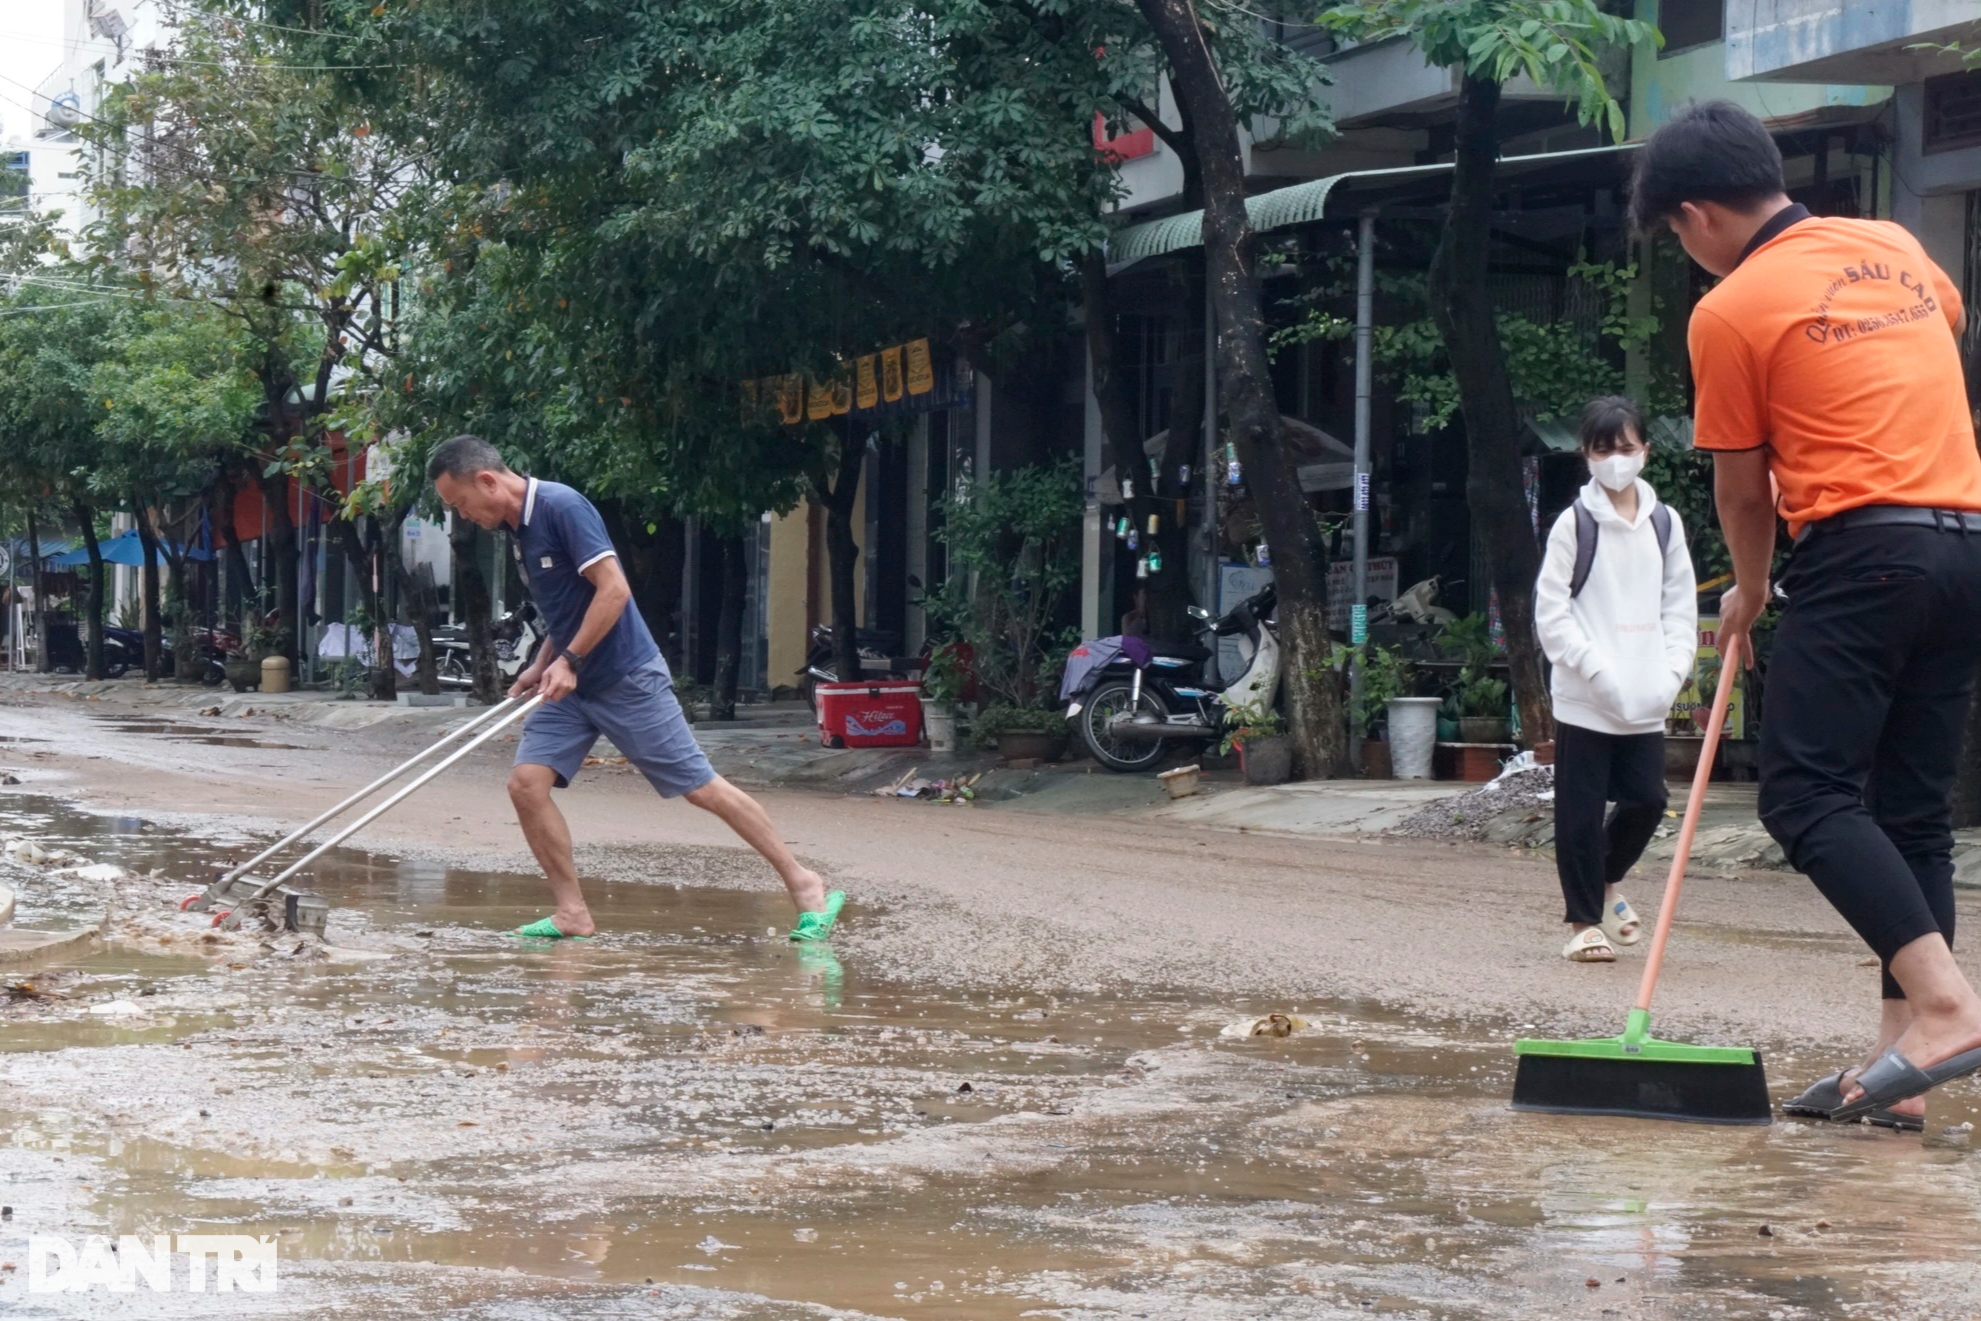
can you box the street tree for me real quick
[91,304,262,680]
[1317,0,1659,745]
[0,286,130,678]
[81,1,424,663]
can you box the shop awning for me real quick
[1106,142,1642,265]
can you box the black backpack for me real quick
[1568,498,1672,598]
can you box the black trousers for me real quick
[1554,722,1669,926]
[1759,522,1981,999]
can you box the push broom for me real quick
[1511,635,1772,1125]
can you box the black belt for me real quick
[1794,505,1981,542]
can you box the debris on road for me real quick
[1221,1013,1310,1039]
[873,768,981,804]
[1390,767,1555,843]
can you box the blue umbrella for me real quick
[48,530,215,569]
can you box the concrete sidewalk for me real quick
[14,669,1981,885]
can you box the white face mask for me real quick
[1590,452,1645,493]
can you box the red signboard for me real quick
[1093,112,1155,164]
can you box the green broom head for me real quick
[1511,1009,1772,1126]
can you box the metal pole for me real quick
[1201,272,1218,614]
[211,695,523,887]
[223,694,545,921]
[1350,210,1376,765]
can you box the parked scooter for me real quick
[41,620,133,679]
[798,624,927,710]
[1063,586,1282,773]
[433,601,546,689]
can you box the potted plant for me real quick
[974,704,1069,763]
[1454,668,1512,744]
[1352,643,1410,779]
[1219,700,1292,786]
[225,612,275,693]
[921,645,966,753]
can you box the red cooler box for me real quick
[816,681,924,748]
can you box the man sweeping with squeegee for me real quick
[1518,101,1981,1127]
[428,435,845,943]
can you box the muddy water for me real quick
[3,793,1981,1317]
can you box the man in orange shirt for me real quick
[1632,101,1981,1125]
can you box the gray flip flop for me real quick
[1783,1071,1924,1132]
[1828,1045,1981,1122]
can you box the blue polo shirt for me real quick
[511,478,662,693]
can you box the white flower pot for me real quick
[1387,697,1442,780]
[922,699,958,753]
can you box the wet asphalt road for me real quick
[2,690,1980,1318]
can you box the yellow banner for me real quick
[831,366,853,416]
[806,377,836,421]
[880,346,904,402]
[1671,616,1745,739]
[855,356,879,410]
[775,374,805,425]
[905,338,934,396]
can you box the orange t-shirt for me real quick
[1688,213,1981,536]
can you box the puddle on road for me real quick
[3,792,1981,1317]
[89,718,302,750]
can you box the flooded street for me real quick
[4,698,1981,1317]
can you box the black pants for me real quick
[1759,523,1981,999]
[1554,722,1669,926]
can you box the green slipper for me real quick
[510,916,592,940]
[789,890,846,943]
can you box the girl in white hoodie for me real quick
[1534,396,1698,962]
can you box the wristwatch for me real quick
[558,646,587,673]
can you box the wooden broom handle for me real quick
[1633,633,1742,1014]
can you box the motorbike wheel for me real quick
[436,653,471,688]
[1078,680,1172,773]
[100,650,131,680]
[800,674,818,714]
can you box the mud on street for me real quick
[3,689,1981,1319]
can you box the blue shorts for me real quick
[514,660,717,798]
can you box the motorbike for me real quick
[1063,586,1282,773]
[41,620,133,679]
[798,624,928,710]
[433,601,546,689]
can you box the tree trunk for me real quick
[132,494,164,681]
[711,535,747,721]
[213,466,254,633]
[74,500,106,681]
[447,517,501,705]
[1136,0,1344,778]
[256,469,299,660]
[332,517,393,700]
[1430,74,1550,746]
[26,507,50,673]
[814,431,865,682]
[385,512,440,696]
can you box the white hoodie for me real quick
[1534,478,1698,736]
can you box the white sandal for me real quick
[1563,926,1616,962]
[1601,896,1644,946]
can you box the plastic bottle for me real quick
[1147,547,1163,573]
[1225,444,1242,486]
[1256,541,1272,567]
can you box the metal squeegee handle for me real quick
[232,694,545,907]
[215,696,524,885]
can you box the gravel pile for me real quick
[1391,766,1555,842]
